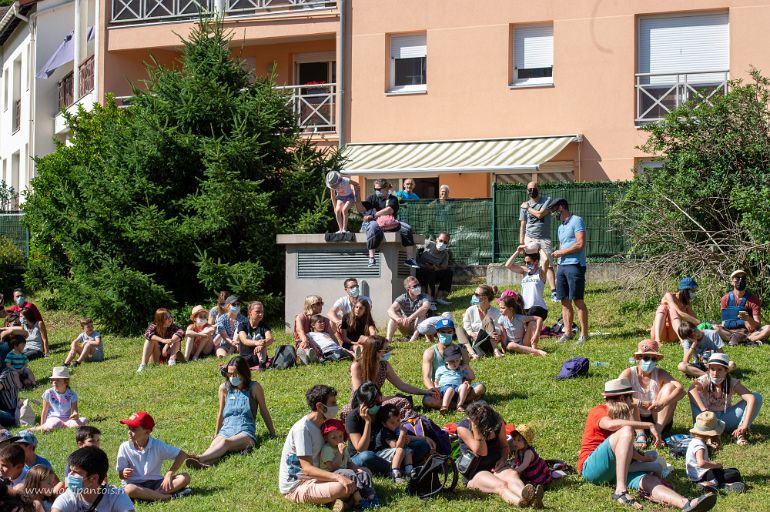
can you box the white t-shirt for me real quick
[685,437,710,481]
[52,486,134,512]
[462,306,501,335]
[278,415,324,494]
[331,295,372,320]
[334,177,354,197]
[116,437,181,483]
[521,270,548,310]
[306,332,340,352]
[498,315,526,344]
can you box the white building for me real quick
[0,0,98,206]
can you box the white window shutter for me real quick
[514,25,553,70]
[391,34,427,60]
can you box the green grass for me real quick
[21,283,769,511]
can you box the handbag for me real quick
[455,450,479,477]
[375,214,400,231]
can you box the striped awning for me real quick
[341,135,580,176]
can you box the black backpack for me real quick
[272,345,296,370]
[407,454,458,499]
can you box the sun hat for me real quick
[325,171,342,189]
[679,277,698,290]
[443,344,463,362]
[634,339,663,359]
[436,318,454,330]
[707,352,730,368]
[49,366,71,380]
[730,269,747,280]
[321,419,348,440]
[119,411,155,431]
[690,411,725,437]
[602,378,634,397]
[225,295,240,305]
[514,424,535,446]
[190,305,207,320]
[15,430,38,448]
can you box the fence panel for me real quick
[0,212,29,257]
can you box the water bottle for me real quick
[594,361,609,367]
[628,357,637,365]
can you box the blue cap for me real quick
[436,318,454,330]
[15,430,37,447]
[679,277,698,290]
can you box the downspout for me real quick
[337,0,346,148]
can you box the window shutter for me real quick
[639,13,728,77]
[514,25,553,70]
[391,34,427,60]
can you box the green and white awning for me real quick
[341,135,580,176]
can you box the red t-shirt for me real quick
[578,404,613,473]
[719,292,761,320]
[7,302,43,322]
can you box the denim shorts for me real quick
[336,193,355,202]
[556,264,586,301]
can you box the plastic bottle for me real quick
[594,361,610,367]
[629,357,637,365]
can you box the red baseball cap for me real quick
[321,419,347,440]
[119,412,155,430]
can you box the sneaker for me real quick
[392,470,405,484]
[185,457,210,470]
[62,362,70,367]
[551,291,559,302]
[576,335,589,345]
[723,482,745,493]
[557,335,573,343]
[71,361,80,368]
[532,484,545,509]
[168,357,177,366]
[171,487,193,499]
[404,258,420,269]
[368,257,376,268]
[435,298,451,305]
[297,348,310,365]
[136,364,146,373]
[190,355,199,361]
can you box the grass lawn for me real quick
[21,283,769,511]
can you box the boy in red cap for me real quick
[320,419,378,509]
[116,412,193,501]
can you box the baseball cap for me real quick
[225,295,240,305]
[0,429,21,447]
[119,411,155,430]
[436,318,454,330]
[444,344,463,361]
[15,430,37,447]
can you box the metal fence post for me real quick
[491,182,496,264]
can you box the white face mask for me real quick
[436,241,447,251]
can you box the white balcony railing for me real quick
[110,0,334,24]
[636,71,729,124]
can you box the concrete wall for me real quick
[487,262,628,287]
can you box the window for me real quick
[389,34,426,93]
[512,25,553,86]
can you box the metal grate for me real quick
[297,250,379,278]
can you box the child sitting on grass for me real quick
[686,411,745,493]
[4,335,35,388]
[510,424,552,492]
[35,367,87,432]
[63,318,104,368]
[373,404,414,484]
[677,322,734,378]
[0,443,27,490]
[320,419,379,509]
[307,314,353,361]
[433,344,474,413]
[22,464,64,510]
[116,411,193,501]
[497,295,546,356]
[65,426,102,478]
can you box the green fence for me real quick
[397,182,628,266]
[0,212,29,257]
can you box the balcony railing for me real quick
[110,0,334,24]
[636,70,729,124]
[276,82,336,133]
[58,72,75,110]
[12,99,21,133]
[79,56,95,98]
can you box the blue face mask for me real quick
[374,190,384,198]
[349,286,360,298]
[470,295,480,306]
[66,474,85,494]
[381,352,391,361]
[15,296,25,306]
[230,306,240,315]
[639,359,657,373]
[229,376,242,387]
[368,405,381,415]
[438,333,454,346]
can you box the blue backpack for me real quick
[556,357,589,380]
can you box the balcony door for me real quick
[293,52,336,131]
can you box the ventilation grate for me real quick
[297,250,380,278]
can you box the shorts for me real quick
[439,383,461,394]
[128,479,163,491]
[336,193,355,202]
[525,306,548,321]
[524,236,553,257]
[581,438,646,489]
[284,478,340,504]
[556,264,586,301]
[85,344,105,362]
[375,447,412,463]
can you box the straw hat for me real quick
[690,411,725,437]
[602,378,634,397]
[634,339,663,359]
[190,305,207,320]
[515,424,535,446]
[49,366,71,380]
[707,353,730,368]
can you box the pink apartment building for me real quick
[100,0,770,198]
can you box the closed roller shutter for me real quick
[297,251,380,278]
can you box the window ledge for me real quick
[508,82,554,90]
[385,89,427,96]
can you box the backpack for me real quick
[666,434,693,458]
[401,415,452,455]
[556,357,589,380]
[271,345,296,370]
[407,454,458,499]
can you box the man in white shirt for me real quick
[327,278,372,330]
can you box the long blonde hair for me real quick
[303,295,323,316]
[606,401,632,420]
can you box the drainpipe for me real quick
[73,0,81,103]
[94,0,100,105]
[337,0,346,148]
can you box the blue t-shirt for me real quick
[557,214,586,266]
[395,190,420,201]
[434,365,465,387]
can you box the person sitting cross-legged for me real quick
[386,277,431,343]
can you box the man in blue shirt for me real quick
[395,178,420,202]
[551,199,589,344]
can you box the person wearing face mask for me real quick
[421,318,485,410]
[278,385,357,508]
[6,289,49,358]
[137,308,184,372]
[618,340,685,450]
[183,306,215,362]
[188,356,275,468]
[328,278,372,332]
[52,446,135,512]
[416,232,453,306]
[354,179,420,269]
[505,242,550,330]
[719,270,770,344]
[457,284,502,358]
[214,296,247,359]
[651,277,700,343]
[386,277,432,342]
[519,181,557,298]
[688,353,762,447]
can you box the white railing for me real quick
[111,0,213,24]
[276,82,336,133]
[635,71,729,124]
[225,0,334,16]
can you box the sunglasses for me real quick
[639,356,659,362]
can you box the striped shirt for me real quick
[5,351,28,370]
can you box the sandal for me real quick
[735,433,749,446]
[532,484,545,509]
[634,433,647,450]
[518,483,535,508]
[682,492,717,512]
[611,492,643,510]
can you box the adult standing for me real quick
[416,232,453,305]
[386,276,432,342]
[355,179,420,269]
[214,296,247,358]
[187,356,275,467]
[327,278,372,331]
[651,278,700,343]
[519,182,556,297]
[456,285,501,359]
[719,270,770,343]
[278,385,357,508]
[579,378,717,511]
[395,178,420,202]
[421,318,485,409]
[550,199,589,344]
[618,340,685,447]
[137,308,184,372]
[7,289,49,357]
[456,401,541,508]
